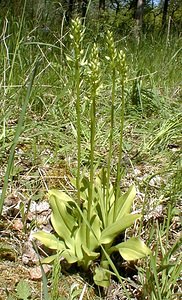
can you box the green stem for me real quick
[114,77,125,219]
[87,88,96,248]
[106,68,116,226]
[75,55,81,207]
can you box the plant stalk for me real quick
[75,54,81,207]
[114,73,125,219]
[87,88,96,248]
[106,68,116,226]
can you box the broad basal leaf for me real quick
[89,213,102,249]
[93,266,111,287]
[74,214,101,263]
[49,189,75,205]
[115,185,136,220]
[33,231,65,250]
[49,190,77,248]
[70,176,89,202]
[79,244,100,270]
[41,254,59,264]
[43,249,78,264]
[100,214,141,244]
[112,237,151,260]
[61,249,78,264]
[74,225,85,261]
[95,176,116,226]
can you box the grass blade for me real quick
[0,62,38,215]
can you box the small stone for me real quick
[13,219,24,231]
[29,265,51,281]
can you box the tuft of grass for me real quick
[0,62,38,215]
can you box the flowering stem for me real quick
[114,52,126,219]
[87,43,100,247]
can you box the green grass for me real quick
[0,14,181,299]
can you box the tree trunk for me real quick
[99,0,105,11]
[134,0,144,41]
[66,0,88,23]
[135,0,144,28]
[81,0,88,19]
[162,0,169,29]
[66,0,74,23]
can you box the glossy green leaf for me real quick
[93,266,111,287]
[49,190,77,248]
[95,176,115,226]
[74,213,101,262]
[41,254,59,264]
[70,176,89,202]
[42,248,78,265]
[115,185,136,220]
[33,231,65,250]
[61,249,78,264]
[80,244,100,269]
[100,214,141,244]
[89,213,102,248]
[74,226,84,261]
[49,189,75,204]
[112,237,151,260]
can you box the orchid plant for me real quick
[34,19,151,287]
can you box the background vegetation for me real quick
[0,0,181,299]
